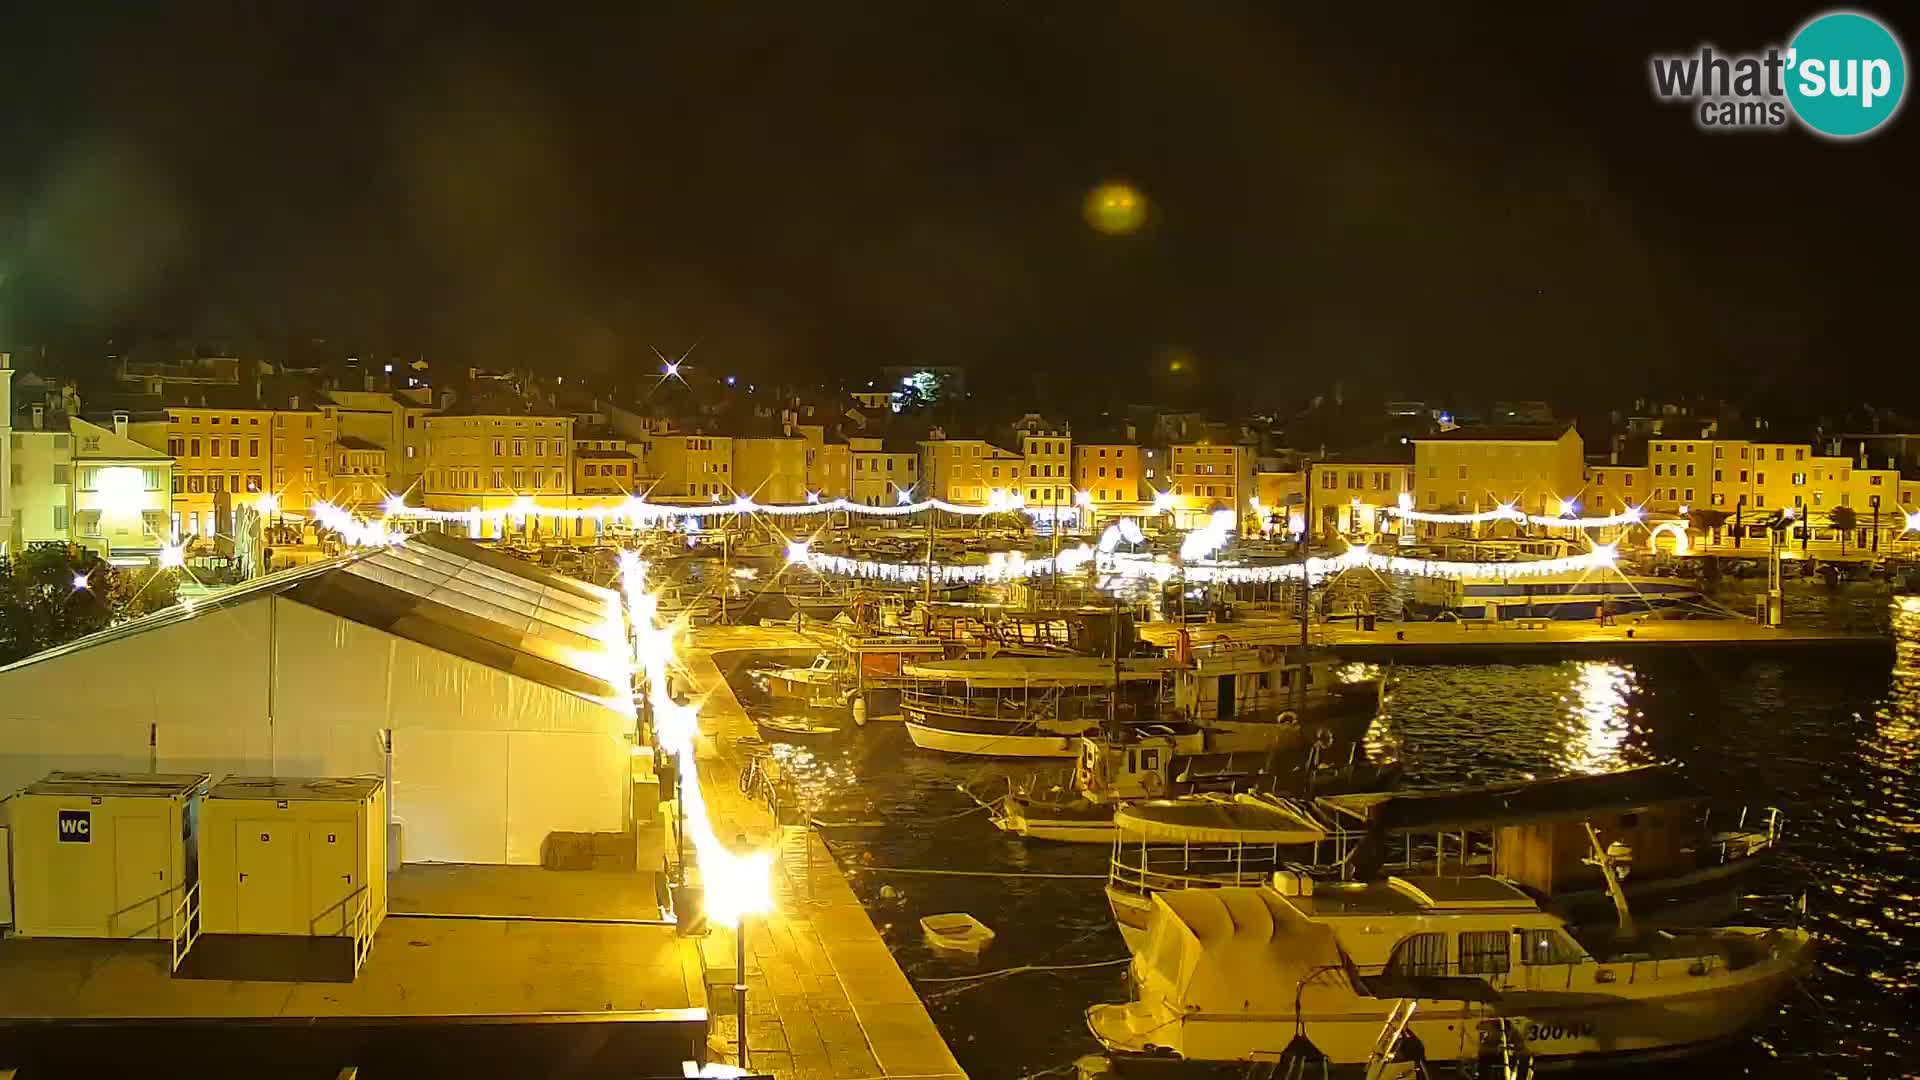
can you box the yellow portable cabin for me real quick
[198,776,387,939]
[4,771,208,939]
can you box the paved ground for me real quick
[0,911,696,1018]
[390,862,667,921]
[681,625,968,1080]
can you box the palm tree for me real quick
[1829,506,1857,555]
[1689,508,1730,546]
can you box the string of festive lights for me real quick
[311,501,406,547]
[787,540,1096,584]
[1382,497,1645,529]
[618,552,772,929]
[369,490,1039,527]
[792,539,1619,587]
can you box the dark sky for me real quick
[0,3,1913,409]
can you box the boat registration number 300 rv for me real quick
[1524,1020,1596,1041]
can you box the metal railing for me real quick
[348,886,376,975]
[169,882,202,973]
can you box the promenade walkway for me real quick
[678,624,965,1080]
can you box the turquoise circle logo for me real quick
[1786,11,1907,138]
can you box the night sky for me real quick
[0,3,1912,409]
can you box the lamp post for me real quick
[1871,494,1881,553]
[734,832,752,1072]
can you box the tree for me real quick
[1829,506,1857,555]
[0,545,181,666]
[1689,509,1730,545]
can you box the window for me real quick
[1711,493,1725,506]
[1795,448,1805,461]
[1714,446,1723,459]
[512,468,526,489]
[1685,464,1694,477]
[1775,448,1785,461]
[209,475,225,494]
[1740,470,1749,482]
[533,439,545,457]
[230,439,240,457]
[1624,475,1634,488]
[1116,467,1125,479]
[552,469,563,489]
[1757,472,1766,485]
[1713,469,1722,481]
[1792,472,1807,485]
[1653,464,1662,476]
[172,474,184,494]
[492,467,505,489]
[1457,465,1467,480]
[1520,929,1584,965]
[1386,932,1448,977]
[1871,475,1884,486]
[584,464,597,477]
[52,464,70,485]
[248,439,259,457]
[53,506,69,532]
[1687,444,1696,453]
[188,475,204,493]
[513,439,525,456]
[210,439,222,458]
[1458,931,1510,975]
[245,475,261,493]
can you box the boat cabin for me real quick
[901,656,1172,731]
[1318,764,1747,897]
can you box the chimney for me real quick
[31,404,44,430]
[112,411,130,438]
[289,395,300,411]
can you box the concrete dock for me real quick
[679,623,968,1080]
[1141,615,1893,662]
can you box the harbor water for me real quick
[720,582,1918,1078]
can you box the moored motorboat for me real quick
[1087,873,1812,1068]
[1103,764,1783,951]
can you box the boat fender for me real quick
[853,696,869,726]
[1278,710,1299,727]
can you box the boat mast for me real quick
[1582,821,1636,937]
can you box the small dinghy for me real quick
[920,912,995,958]
[756,715,843,741]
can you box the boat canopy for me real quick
[1114,795,1328,845]
[1317,763,1704,834]
[902,656,1172,688]
[1136,887,1354,1016]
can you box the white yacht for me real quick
[1402,538,1705,622]
[1087,874,1811,1068]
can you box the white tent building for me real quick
[0,533,636,865]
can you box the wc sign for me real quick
[57,809,92,843]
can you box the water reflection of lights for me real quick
[1560,662,1637,775]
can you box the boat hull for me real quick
[1089,931,1811,1066]
[995,795,1118,843]
[905,720,1079,758]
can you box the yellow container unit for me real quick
[199,776,387,942]
[4,771,208,939]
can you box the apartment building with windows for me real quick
[421,413,575,501]
[920,437,999,505]
[732,436,809,504]
[850,436,919,506]
[646,433,733,501]
[1072,443,1144,510]
[325,387,434,498]
[1018,430,1072,509]
[71,418,173,559]
[1411,424,1585,518]
[131,397,339,541]
[1165,442,1254,530]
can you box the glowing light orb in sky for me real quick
[1084,182,1147,235]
